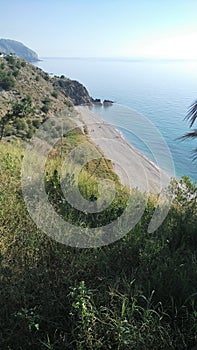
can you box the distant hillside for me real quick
[0,39,39,62]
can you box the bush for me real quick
[14,118,27,130]
[41,96,51,114]
[4,124,14,136]
[11,96,34,118]
[5,54,16,65]
[51,90,58,98]
[12,69,19,78]
[0,62,5,70]
[32,119,41,128]
[41,104,50,114]
[15,60,22,69]
[43,73,49,81]
[20,61,26,67]
[42,96,51,104]
[26,126,34,138]
[0,72,15,90]
[64,99,73,107]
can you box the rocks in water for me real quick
[92,98,102,105]
[92,98,114,106]
[103,99,114,106]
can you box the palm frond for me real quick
[180,101,197,160]
[184,100,197,127]
[192,148,197,161]
[180,129,197,140]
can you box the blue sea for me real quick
[35,58,197,182]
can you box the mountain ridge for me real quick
[0,39,39,62]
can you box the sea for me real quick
[34,57,197,182]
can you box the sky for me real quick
[1,0,197,59]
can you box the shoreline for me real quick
[75,105,171,194]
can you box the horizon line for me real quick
[39,56,197,62]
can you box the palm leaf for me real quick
[181,101,197,160]
[180,129,197,140]
[192,148,197,161]
[184,100,197,127]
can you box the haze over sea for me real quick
[35,58,197,182]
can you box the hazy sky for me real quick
[1,0,197,59]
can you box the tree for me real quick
[0,71,15,90]
[12,96,35,118]
[181,100,197,159]
[0,112,13,140]
[0,96,35,140]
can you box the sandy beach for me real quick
[75,106,171,194]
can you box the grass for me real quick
[0,138,197,349]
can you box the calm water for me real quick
[35,58,197,182]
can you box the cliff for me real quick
[53,77,92,105]
[0,39,39,62]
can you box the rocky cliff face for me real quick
[0,39,39,62]
[53,77,92,105]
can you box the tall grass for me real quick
[0,140,197,349]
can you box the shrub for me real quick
[4,124,14,136]
[0,72,15,90]
[64,99,73,107]
[42,96,51,104]
[43,73,49,81]
[11,96,34,118]
[26,126,34,138]
[5,54,16,65]
[20,61,26,67]
[41,104,50,114]
[51,90,58,98]
[12,69,19,78]
[14,118,27,130]
[15,60,22,69]
[32,119,41,128]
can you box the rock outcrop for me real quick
[0,39,39,62]
[103,99,114,106]
[92,98,102,105]
[53,77,92,105]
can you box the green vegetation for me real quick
[51,89,58,98]
[0,55,77,140]
[41,96,51,114]
[0,137,196,349]
[0,55,196,349]
[0,55,90,141]
[64,99,73,107]
[0,70,16,90]
[0,55,28,91]
[0,96,36,139]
